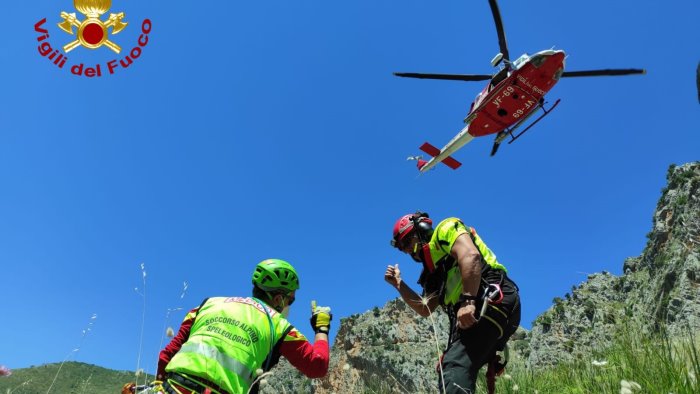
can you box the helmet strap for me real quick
[422,243,435,273]
[277,297,287,313]
[411,240,435,273]
[262,290,284,312]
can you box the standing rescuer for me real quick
[385,212,521,394]
[155,258,332,394]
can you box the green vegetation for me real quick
[361,323,699,394]
[325,321,699,394]
[3,324,699,394]
[663,164,698,197]
[478,324,700,394]
[676,194,688,207]
[0,362,154,394]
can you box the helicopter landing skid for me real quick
[490,98,561,156]
[506,98,561,144]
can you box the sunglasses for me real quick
[285,294,295,306]
[391,235,416,251]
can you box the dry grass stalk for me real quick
[134,263,147,388]
[421,292,446,394]
[46,313,97,394]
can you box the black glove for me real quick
[310,300,332,334]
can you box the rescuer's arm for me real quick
[385,264,439,317]
[314,332,328,342]
[157,307,198,379]
[451,233,483,329]
[278,301,333,378]
[266,303,332,379]
[279,326,330,378]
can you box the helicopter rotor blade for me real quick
[488,0,510,62]
[393,72,492,81]
[561,69,646,78]
[696,61,699,104]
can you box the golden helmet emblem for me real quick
[58,0,127,53]
[74,0,112,18]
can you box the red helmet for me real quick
[391,212,433,248]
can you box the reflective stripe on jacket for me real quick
[165,297,295,393]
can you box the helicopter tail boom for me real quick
[419,142,462,170]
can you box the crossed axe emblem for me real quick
[58,11,127,53]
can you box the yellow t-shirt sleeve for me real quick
[433,218,469,254]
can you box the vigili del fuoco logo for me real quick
[34,0,151,77]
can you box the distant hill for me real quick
[0,362,153,394]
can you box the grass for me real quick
[476,323,700,394]
[5,312,699,394]
[134,263,148,390]
[422,292,447,394]
[331,317,700,394]
[8,260,699,394]
[45,313,97,394]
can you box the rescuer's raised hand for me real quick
[384,264,402,289]
[310,300,332,334]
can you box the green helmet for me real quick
[252,259,300,293]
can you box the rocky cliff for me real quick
[527,162,700,366]
[263,162,700,392]
[262,299,449,393]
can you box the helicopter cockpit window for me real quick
[512,53,530,70]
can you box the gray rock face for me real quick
[262,299,451,393]
[527,162,700,367]
[262,162,700,390]
[262,299,531,393]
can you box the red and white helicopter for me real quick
[397,0,645,173]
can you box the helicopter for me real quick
[396,0,645,173]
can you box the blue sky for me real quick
[1,0,698,375]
